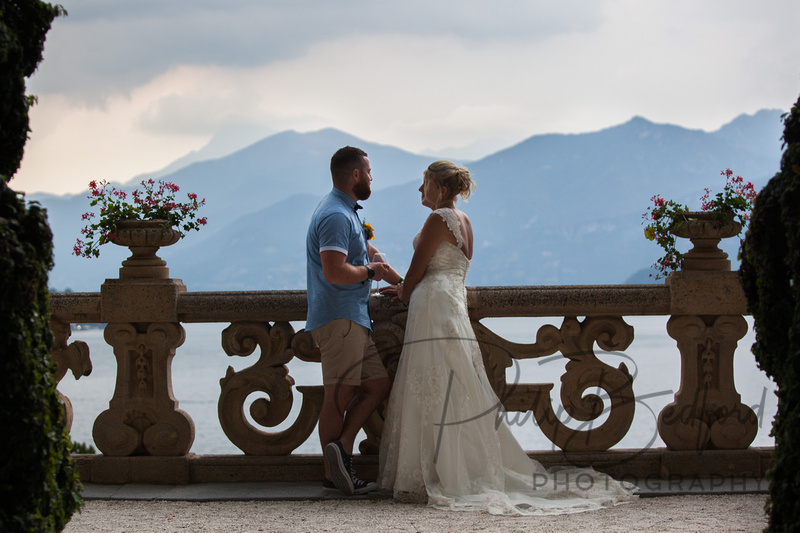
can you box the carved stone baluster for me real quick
[218,321,324,455]
[50,318,92,432]
[472,316,636,452]
[657,315,757,450]
[93,322,194,456]
[658,216,757,450]
[95,223,193,456]
[534,317,636,451]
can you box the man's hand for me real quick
[368,261,390,281]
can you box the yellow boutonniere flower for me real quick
[362,219,374,240]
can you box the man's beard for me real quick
[353,180,371,201]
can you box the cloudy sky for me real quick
[13,0,800,195]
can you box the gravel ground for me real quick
[64,494,768,532]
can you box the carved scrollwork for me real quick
[290,328,321,363]
[472,319,562,395]
[218,321,321,455]
[359,312,407,455]
[474,316,636,452]
[558,317,634,418]
[372,311,407,382]
[538,316,635,451]
[50,318,92,432]
[222,320,294,365]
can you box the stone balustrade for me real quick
[49,221,772,484]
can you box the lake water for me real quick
[58,316,776,455]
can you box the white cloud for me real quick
[19,90,206,193]
[31,0,604,99]
[14,0,800,194]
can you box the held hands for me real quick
[369,248,404,299]
[368,261,390,281]
[379,282,403,301]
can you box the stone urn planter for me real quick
[97,218,194,456]
[111,219,181,279]
[669,211,742,272]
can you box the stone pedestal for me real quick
[657,314,757,450]
[93,222,195,456]
[657,214,756,450]
[93,321,194,456]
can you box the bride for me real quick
[377,161,637,515]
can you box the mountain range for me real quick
[29,109,786,292]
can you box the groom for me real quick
[306,146,396,495]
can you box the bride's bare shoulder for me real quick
[457,209,472,227]
[422,210,451,233]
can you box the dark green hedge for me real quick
[0,183,82,532]
[740,93,800,532]
[1,1,82,531]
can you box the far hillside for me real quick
[33,109,785,292]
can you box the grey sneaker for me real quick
[351,476,378,495]
[325,441,378,496]
[325,441,354,495]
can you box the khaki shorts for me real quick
[311,318,388,387]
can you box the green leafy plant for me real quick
[740,95,800,532]
[2,1,83,531]
[642,169,756,278]
[69,439,96,455]
[74,178,207,258]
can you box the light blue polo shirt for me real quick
[306,187,371,332]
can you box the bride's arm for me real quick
[368,243,403,284]
[396,213,452,303]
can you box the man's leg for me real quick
[315,320,390,493]
[335,332,392,454]
[337,376,391,455]
[319,382,356,480]
[323,377,390,494]
[314,319,360,479]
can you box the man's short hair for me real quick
[330,146,368,185]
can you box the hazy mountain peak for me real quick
[622,115,655,126]
[34,110,786,292]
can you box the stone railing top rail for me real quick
[50,277,746,325]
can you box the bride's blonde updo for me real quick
[424,160,475,204]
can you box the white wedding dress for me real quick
[378,208,637,515]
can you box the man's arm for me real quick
[321,250,389,285]
[367,243,403,284]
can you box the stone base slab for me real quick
[74,447,773,485]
